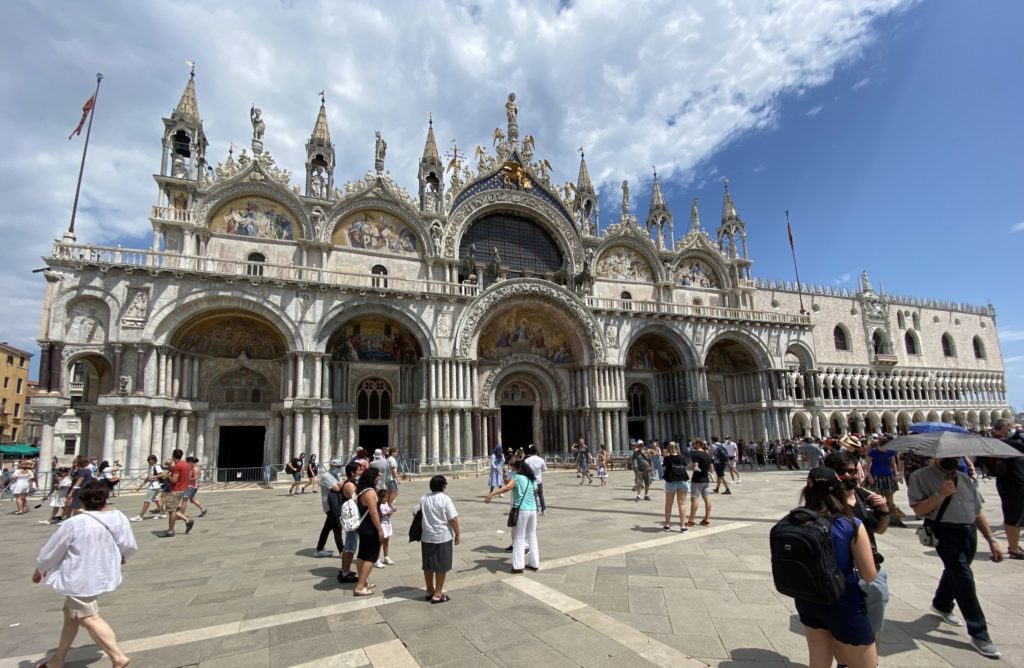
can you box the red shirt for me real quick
[170,460,191,492]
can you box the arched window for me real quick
[371,264,388,288]
[833,325,850,351]
[627,383,649,418]
[941,333,956,358]
[904,331,920,355]
[246,252,266,277]
[973,335,986,359]
[897,312,906,329]
[620,291,632,310]
[872,330,888,355]
[357,378,392,421]
[912,312,920,330]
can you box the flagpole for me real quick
[786,209,806,315]
[67,73,103,241]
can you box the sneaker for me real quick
[37,520,52,525]
[382,556,395,565]
[930,605,963,627]
[157,514,168,519]
[723,490,732,495]
[338,572,359,583]
[199,509,208,517]
[313,549,334,557]
[374,560,386,569]
[149,508,161,514]
[662,525,671,531]
[185,519,195,534]
[680,526,688,533]
[970,637,1001,659]
[130,516,144,522]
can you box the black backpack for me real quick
[769,507,847,605]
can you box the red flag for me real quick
[68,94,96,140]
[787,220,795,251]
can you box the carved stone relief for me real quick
[436,311,452,338]
[605,324,619,349]
[479,353,569,407]
[121,288,150,329]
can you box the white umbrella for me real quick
[885,431,1024,459]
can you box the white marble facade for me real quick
[29,77,1012,474]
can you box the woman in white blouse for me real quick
[32,479,137,668]
[414,475,460,603]
[10,459,34,514]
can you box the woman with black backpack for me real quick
[661,443,689,532]
[795,467,878,668]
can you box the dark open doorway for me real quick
[359,425,389,453]
[501,406,533,450]
[217,426,265,482]
[628,420,647,442]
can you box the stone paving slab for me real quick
[1,469,1023,666]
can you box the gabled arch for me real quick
[196,166,313,240]
[594,240,660,283]
[620,323,699,369]
[479,355,568,410]
[316,300,434,359]
[326,194,429,255]
[672,251,727,289]
[145,293,300,351]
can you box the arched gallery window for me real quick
[941,333,956,358]
[833,325,850,351]
[905,331,920,355]
[897,312,906,329]
[627,383,649,418]
[973,335,986,359]
[357,378,392,421]
[872,330,888,355]
[371,264,388,288]
[912,312,920,330]
[620,291,633,310]
[246,252,266,277]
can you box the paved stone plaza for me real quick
[1,468,1022,667]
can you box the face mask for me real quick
[842,478,858,491]
[331,466,342,474]
[939,458,959,472]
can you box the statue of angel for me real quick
[250,106,265,141]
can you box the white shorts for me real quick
[65,595,99,619]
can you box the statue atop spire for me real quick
[690,197,701,229]
[250,104,265,155]
[505,92,519,146]
[374,131,387,173]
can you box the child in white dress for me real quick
[375,500,396,568]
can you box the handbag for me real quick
[409,507,423,542]
[916,495,952,547]
[507,479,533,527]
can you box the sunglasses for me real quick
[840,468,858,475]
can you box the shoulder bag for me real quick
[507,479,533,527]
[916,494,952,548]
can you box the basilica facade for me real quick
[30,74,1013,475]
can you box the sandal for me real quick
[700,519,711,526]
[430,594,451,604]
[685,520,696,526]
[353,588,375,597]
[1008,550,1024,560]
[662,525,671,531]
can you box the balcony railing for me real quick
[585,296,811,326]
[151,206,193,224]
[49,241,480,298]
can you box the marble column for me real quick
[452,410,462,462]
[321,412,332,460]
[134,346,147,395]
[293,410,305,457]
[40,419,56,473]
[191,357,200,400]
[430,411,440,464]
[151,411,164,459]
[296,354,306,398]
[442,410,451,463]
[313,355,323,399]
[418,411,428,464]
[282,412,293,464]
[310,411,322,463]
[128,409,143,472]
[162,411,176,460]
[462,410,472,461]
[194,413,206,464]
[178,411,190,453]
[101,410,115,465]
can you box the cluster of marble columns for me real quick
[69,407,212,472]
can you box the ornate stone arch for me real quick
[195,173,312,241]
[620,323,699,368]
[672,249,729,289]
[58,290,116,345]
[479,355,568,410]
[316,300,434,358]
[454,279,605,363]
[325,194,429,254]
[594,237,663,283]
[702,329,773,369]
[446,189,583,267]
[784,341,816,370]
[144,293,300,350]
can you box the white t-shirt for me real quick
[524,454,547,484]
[724,441,738,458]
[35,510,138,597]
[413,492,458,544]
[146,465,164,490]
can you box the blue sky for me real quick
[0,0,1020,408]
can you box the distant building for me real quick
[23,380,41,445]
[0,342,32,443]
[29,73,1013,474]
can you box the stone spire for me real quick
[418,114,444,214]
[310,91,331,145]
[572,148,598,236]
[646,167,673,248]
[716,178,748,260]
[304,91,335,199]
[721,177,740,223]
[171,64,200,125]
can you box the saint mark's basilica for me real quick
[29,72,1012,475]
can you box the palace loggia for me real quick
[30,73,1013,474]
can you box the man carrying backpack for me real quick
[712,437,731,495]
[336,461,364,583]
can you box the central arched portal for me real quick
[496,376,542,451]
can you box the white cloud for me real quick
[999,329,1024,344]
[806,105,824,116]
[1004,355,1024,366]
[833,273,852,285]
[1011,222,1024,232]
[852,76,871,90]
[0,0,912,368]
[752,164,766,173]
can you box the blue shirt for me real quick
[831,515,862,584]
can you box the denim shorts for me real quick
[664,480,690,493]
[343,529,358,553]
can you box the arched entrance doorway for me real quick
[704,337,764,441]
[627,383,651,441]
[497,379,541,450]
[624,331,691,443]
[356,377,392,451]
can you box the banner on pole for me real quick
[68,94,96,140]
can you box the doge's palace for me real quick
[30,72,1012,476]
